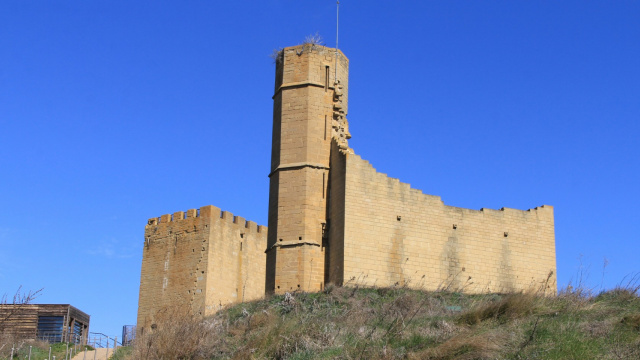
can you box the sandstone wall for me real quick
[205,206,268,314]
[137,205,267,332]
[336,152,556,293]
[266,44,349,294]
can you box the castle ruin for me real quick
[137,44,556,332]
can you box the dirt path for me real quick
[70,348,115,360]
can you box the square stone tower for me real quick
[266,44,349,294]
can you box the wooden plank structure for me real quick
[0,304,90,344]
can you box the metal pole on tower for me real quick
[335,1,339,82]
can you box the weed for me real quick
[458,291,538,325]
[111,346,133,360]
[123,282,640,359]
[621,314,640,331]
[303,32,323,46]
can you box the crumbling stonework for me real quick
[137,44,556,330]
[265,45,349,294]
[267,44,555,294]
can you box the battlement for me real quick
[139,42,557,327]
[146,205,267,234]
[138,203,268,329]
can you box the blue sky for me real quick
[1,1,638,340]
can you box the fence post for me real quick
[49,346,52,360]
[83,347,87,360]
[105,338,110,359]
[10,344,14,359]
[28,345,32,360]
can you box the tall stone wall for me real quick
[329,151,556,293]
[136,205,267,333]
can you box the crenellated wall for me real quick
[136,205,267,333]
[328,150,556,293]
[137,44,558,333]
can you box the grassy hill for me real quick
[129,284,639,359]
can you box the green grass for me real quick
[124,285,639,359]
[110,346,133,360]
[2,342,92,360]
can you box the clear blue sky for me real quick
[1,1,638,341]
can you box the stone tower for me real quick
[266,44,349,294]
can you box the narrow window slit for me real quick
[324,115,327,140]
[323,172,325,199]
[325,66,330,91]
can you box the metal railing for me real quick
[121,325,136,346]
[37,330,85,345]
[87,332,121,348]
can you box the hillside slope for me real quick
[129,284,640,359]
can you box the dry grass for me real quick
[0,287,43,359]
[458,291,539,325]
[410,329,512,360]
[0,333,19,359]
[120,281,640,360]
[132,306,225,360]
[621,314,640,331]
